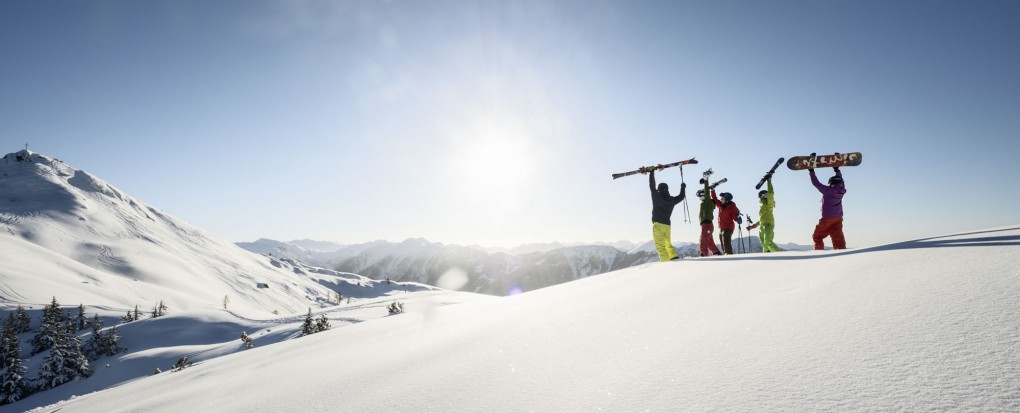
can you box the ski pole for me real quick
[680,165,691,224]
[737,223,745,254]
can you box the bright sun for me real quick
[451,117,537,213]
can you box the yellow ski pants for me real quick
[653,222,678,262]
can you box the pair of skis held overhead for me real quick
[612,152,863,224]
[612,151,862,185]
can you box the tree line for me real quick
[1,297,132,405]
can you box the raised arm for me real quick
[673,183,687,205]
[648,168,656,193]
[809,169,826,192]
[767,179,775,207]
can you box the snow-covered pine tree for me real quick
[171,356,192,372]
[0,315,16,370]
[151,300,168,318]
[133,305,142,321]
[240,332,253,349]
[29,297,62,355]
[15,305,31,334]
[75,304,87,331]
[36,323,68,390]
[37,311,92,389]
[0,322,28,405]
[103,324,125,356]
[83,314,105,360]
[300,309,315,337]
[314,314,330,333]
[121,310,134,323]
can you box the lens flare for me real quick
[437,267,469,291]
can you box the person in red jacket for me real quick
[711,190,741,254]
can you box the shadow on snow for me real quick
[708,227,1020,262]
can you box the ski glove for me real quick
[736,216,743,225]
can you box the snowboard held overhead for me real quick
[787,152,862,171]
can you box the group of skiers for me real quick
[644,165,846,262]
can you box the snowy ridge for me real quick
[0,150,336,316]
[32,226,1020,412]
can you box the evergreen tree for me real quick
[0,315,16,370]
[133,305,142,321]
[151,300,169,318]
[37,312,91,390]
[314,314,331,333]
[240,332,253,349]
[15,305,31,334]
[76,304,88,331]
[83,314,105,360]
[0,322,28,405]
[121,309,134,323]
[171,356,192,372]
[29,297,61,355]
[300,309,315,337]
[103,324,125,356]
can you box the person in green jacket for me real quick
[748,176,781,253]
[697,178,722,257]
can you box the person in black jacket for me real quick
[643,166,687,261]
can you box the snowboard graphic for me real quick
[786,152,862,171]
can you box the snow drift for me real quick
[39,227,1020,412]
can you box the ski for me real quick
[612,158,698,180]
[786,152,862,171]
[755,158,784,190]
[709,178,727,189]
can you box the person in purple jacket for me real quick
[809,166,847,250]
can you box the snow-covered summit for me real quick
[0,150,335,317]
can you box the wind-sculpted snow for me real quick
[37,227,1020,412]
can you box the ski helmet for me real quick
[758,190,768,199]
[657,182,669,192]
[828,176,844,185]
[720,192,733,201]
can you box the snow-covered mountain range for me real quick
[237,236,809,295]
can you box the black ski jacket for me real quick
[649,170,686,225]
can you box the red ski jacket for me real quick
[711,190,741,230]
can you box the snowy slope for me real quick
[37,227,1020,412]
[0,150,335,316]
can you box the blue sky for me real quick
[2,0,1018,248]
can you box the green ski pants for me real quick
[759,223,780,252]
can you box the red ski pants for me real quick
[700,223,721,257]
[813,217,846,250]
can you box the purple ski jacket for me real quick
[810,169,846,218]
